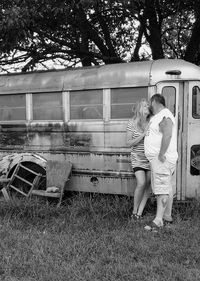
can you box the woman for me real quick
[126,99,151,220]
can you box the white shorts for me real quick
[150,157,176,195]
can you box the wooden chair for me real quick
[31,160,72,207]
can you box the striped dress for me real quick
[127,119,150,170]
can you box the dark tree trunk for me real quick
[144,0,164,60]
[76,4,120,64]
[131,24,144,62]
[80,32,93,66]
[184,16,200,64]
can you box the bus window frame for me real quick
[161,85,176,116]
[192,85,200,119]
[0,92,27,123]
[31,91,64,122]
[69,88,104,121]
[110,86,149,120]
[156,82,179,120]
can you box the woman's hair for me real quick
[132,98,149,131]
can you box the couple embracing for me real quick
[126,94,178,231]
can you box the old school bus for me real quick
[0,59,200,200]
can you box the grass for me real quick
[0,193,200,281]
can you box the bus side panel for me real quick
[68,173,135,196]
[42,152,134,195]
[0,121,135,195]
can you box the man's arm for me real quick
[158,117,173,162]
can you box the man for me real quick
[144,94,178,231]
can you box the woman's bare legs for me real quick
[132,170,148,215]
[137,170,151,216]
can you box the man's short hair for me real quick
[150,94,165,107]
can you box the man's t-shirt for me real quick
[144,108,178,164]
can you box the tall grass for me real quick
[0,193,200,281]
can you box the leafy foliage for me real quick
[0,0,200,72]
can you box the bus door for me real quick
[184,82,200,199]
[155,82,183,200]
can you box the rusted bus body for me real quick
[0,59,200,200]
[0,122,135,195]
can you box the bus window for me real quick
[111,87,148,119]
[0,94,26,121]
[33,92,63,120]
[162,86,176,115]
[70,90,103,120]
[190,145,200,175]
[192,86,200,119]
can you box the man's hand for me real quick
[158,153,166,163]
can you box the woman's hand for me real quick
[143,122,150,136]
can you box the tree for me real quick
[0,0,126,71]
[0,0,200,72]
[184,0,200,63]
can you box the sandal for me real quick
[131,213,142,221]
[163,219,173,227]
[144,221,163,232]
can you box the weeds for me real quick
[0,193,200,281]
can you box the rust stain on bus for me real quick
[0,124,27,147]
[0,123,91,149]
[64,134,91,147]
[28,123,91,148]
[28,123,64,132]
[0,132,27,147]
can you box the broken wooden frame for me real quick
[0,160,72,207]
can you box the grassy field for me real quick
[0,193,200,281]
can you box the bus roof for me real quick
[0,59,200,94]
